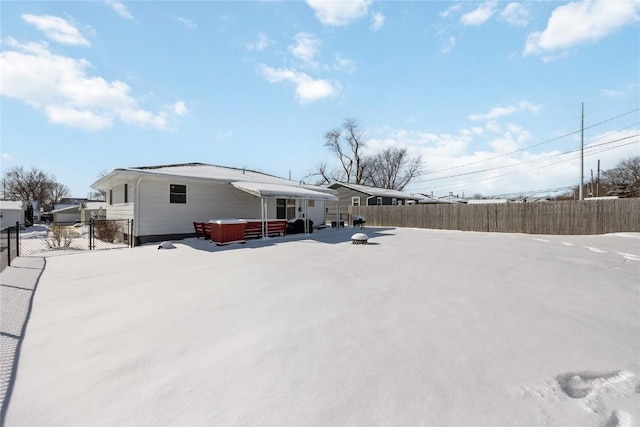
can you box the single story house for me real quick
[90,163,338,245]
[0,200,25,229]
[50,205,81,223]
[325,181,437,226]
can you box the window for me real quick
[352,196,361,206]
[287,199,296,219]
[124,183,128,203]
[170,184,187,204]
[276,199,286,219]
[277,198,296,219]
[109,189,113,205]
[392,198,397,205]
[377,197,382,205]
[308,200,315,208]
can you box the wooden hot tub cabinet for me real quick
[209,219,247,245]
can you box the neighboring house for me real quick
[466,199,510,204]
[326,181,434,225]
[437,194,468,204]
[80,201,107,222]
[0,200,25,228]
[51,205,81,223]
[90,163,338,244]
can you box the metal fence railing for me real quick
[1,219,133,272]
[0,222,20,272]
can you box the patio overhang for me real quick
[230,181,338,201]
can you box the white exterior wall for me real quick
[54,212,81,223]
[0,209,24,228]
[135,177,262,237]
[102,175,331,240]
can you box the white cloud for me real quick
[105,0,134,20]
[440,4,462,18]
[288,32,321,67]
[333,54,356,74]
[21,14,90,46]
[499,2,531,27]
[2,153,14,161]
[469,101,541,121]
[370,12,385,31]
[259,65,340,103]
[0,38,185,131]
[176,17,196,29]
[441,35,456,54]
[460,1,498,26]
[172,101,188,116]
[379,123,639,198]
[524,0,640,56]
[306,0,372,26]
[246,33,272,51]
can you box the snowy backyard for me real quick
[3,227,639,426]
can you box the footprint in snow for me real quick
[556,370,634,399]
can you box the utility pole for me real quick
[596,159,600,197]
[579,102,584,200]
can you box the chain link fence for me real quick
[2,220,133,272]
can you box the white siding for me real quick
[136,177,262,236]
[106,204,134,220]
[0,210,23,228]
[54,212,81,223]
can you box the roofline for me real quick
[328,181,426,199]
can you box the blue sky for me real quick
[1,0,639,199]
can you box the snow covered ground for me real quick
[4,227,640,426]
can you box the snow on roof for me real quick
[466,199,510,204]
[0,200,24,210]
[50,205,80,214]
[328,181,428,201]
[93,163,303,188]
[231,181,338,201]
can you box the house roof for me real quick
[0,200,25,211]
[231,181,338,201]
[50,205,80,214]
[466,199,510,204]
[94,163,295,187]
[92,163,336,200]
[327,181,429,201]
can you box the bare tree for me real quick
[2,166,69,208]
[365,147,423,190]
[308,118,425,190]
[323,118,369,184]
[87,169,108,200]
[601,156,640,197]
[49,182,71,205]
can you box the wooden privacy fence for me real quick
[350,199,640,235]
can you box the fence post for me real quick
[7,227,11,268]
[89,218,93,250]
[15,221,20,258]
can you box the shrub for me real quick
[93,220,121,243]
[46,224,73,249]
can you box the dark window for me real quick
[170,184,187,204]
[124,183,128,203]
[109,189,113,205]
[276,198,286,219]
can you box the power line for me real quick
[415,107,640,180]
[415,133,639,183]
[415,138,639,194]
